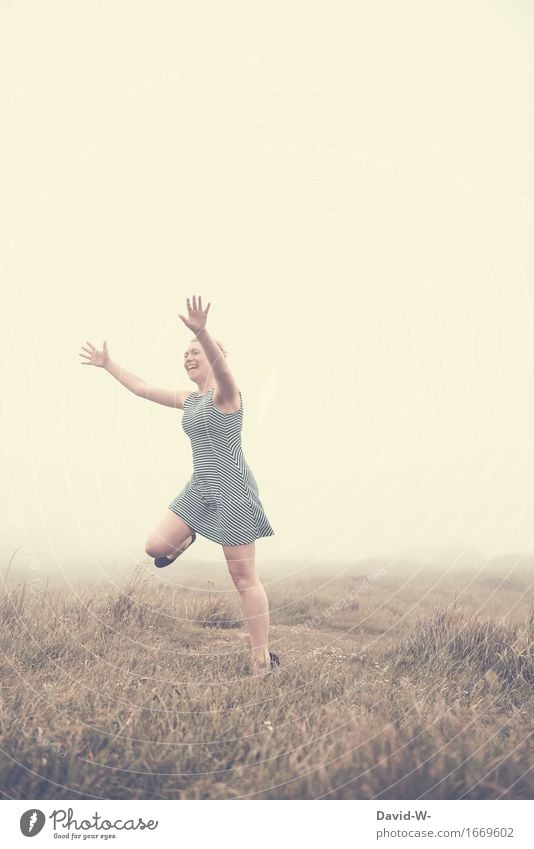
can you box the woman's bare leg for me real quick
[222,542,270,674]
[145,510,195,559]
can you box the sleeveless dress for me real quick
[168,388,275,545]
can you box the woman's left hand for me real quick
[178,295,211,334]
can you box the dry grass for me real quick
[0,563,533,799]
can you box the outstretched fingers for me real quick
[184,294,210,314]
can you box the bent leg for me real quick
[222,542,270,673]
[145,509,195,559]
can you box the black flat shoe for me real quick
[269,651,281,670]
[154,532,196,568]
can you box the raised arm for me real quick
[79,341,188,409]
[178,295,239,401]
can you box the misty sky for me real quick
[2,0,534,580]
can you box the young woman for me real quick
[79,295,279,676]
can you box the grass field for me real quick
[1,560,533,799]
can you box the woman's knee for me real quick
[145,537,168,558]
[227,562,258,591]
[145,512,194,558]
[145,533,185,558]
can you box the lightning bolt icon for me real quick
[28,811,38,833]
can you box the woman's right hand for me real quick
[79,340,109,368]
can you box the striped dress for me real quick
[168,388,275,545]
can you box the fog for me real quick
[2,0,534,584]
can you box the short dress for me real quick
[168,388,275,545]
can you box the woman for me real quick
[79,295,279,676]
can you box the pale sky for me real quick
[2,0,534,581]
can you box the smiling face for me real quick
[183,341,207,384]
[184,338,227,388]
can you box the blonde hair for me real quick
[190,336,229,358]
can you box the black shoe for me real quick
[154,532,196,568]
[269,651,281,670]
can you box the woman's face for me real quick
[184,340,226,385]
[183,342,209,384]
